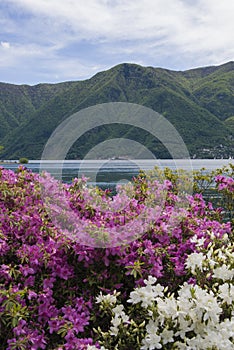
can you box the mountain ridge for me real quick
[0,61,233,159]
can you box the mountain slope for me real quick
[183,61,234,120]
[0,62,233,159]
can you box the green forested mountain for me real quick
[0,61,233,159]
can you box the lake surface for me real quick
[2,159,233,190]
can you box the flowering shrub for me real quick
[95,230,234,349]
[0,165,233,349]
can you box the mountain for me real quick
[0,62,233,159]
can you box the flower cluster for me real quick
[215,174,234,192]
[0,165,233,349]
[95,231,234,349]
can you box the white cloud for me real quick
[5,0,233,43]
[0,0,233,83]
[0,42,46,66]
[1,41,10,49]
[0,38,104,83]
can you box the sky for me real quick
[0,0,233,85]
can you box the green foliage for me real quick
[0,287,29,328]
[19,157,29,164]
[137,163,234,223]
[0,62,233,159]
[225,116,234,134]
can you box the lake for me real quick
[2,159,233,190]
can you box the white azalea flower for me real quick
[110,316,121,336]
[190,235,206,247]
[213,264,234,281]
[173,341,188,350]
[127,276,164,308]
[218,283,234,304]
[157,297,178,319]
[160,328,174,344]
[112,304,124,316]
[141,334,162,350]
[187,334,207,348]
[188,285,222,323]
[112,304,129,322]
[185,252,205,274]
[110,303,129,336]
[96,291,117,305]
[144,276,157,285]
[141,322,162,350]
[206,249,216,268]
[219,319,234,339]
[145,319,159,334]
